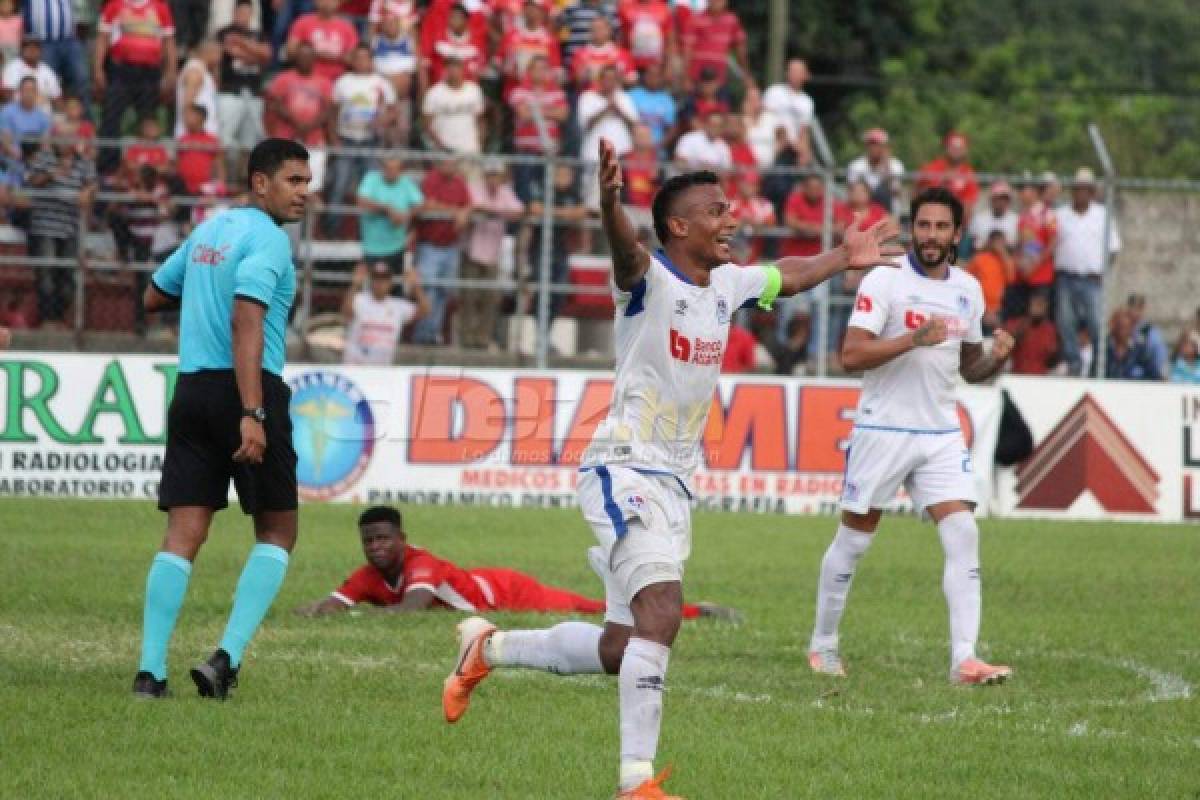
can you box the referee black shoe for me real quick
[190,648,239,700]
[132,671,169,699]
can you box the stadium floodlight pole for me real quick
[529,102,556,369]
[1089,123,1116,379]
[811,117,837,378]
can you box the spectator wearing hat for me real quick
[916,130,980,219]
[342,261,429,365]
[680,0,750,88]
[762,58,813,154]
[1,36,60,110]
[969,180,1019,252]
[461,160,523,350]
[421,54,485,156]
[1054,166,1120,376]
[25,0,90,106]
[846,127,905,213]
[1125,293,1168,379]
[356,154,423,273]
[1170,331,1200,384]
[1003,290,1059,375]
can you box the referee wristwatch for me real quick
[243,407,267,424]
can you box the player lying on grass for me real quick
[296,506,739,620]
[441,138,902,800]
[807,187,1015,686]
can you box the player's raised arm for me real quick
[597,137,651,291]
[775,215,903,297]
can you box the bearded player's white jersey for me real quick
[580,250,772,485]
[847,255,985,432]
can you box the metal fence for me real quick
[1,127,1187,380]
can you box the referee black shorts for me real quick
[158,369,298,514]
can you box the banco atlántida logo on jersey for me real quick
[288,371,375,500]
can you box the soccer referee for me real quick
[132,139,311,700]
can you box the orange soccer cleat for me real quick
[807,648,847,677]
[952,658,1013,686]
[616,767,683,799]
[442,616,497,723]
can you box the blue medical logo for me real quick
[288,371,375,500]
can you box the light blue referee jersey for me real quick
[151,207,296,376]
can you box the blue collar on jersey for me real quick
[655,248,696,286]
[907,250,951,281]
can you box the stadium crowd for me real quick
[0,0,1195,382]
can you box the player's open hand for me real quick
[233,417,267,464]
[597,137,624,207]
[991,328,1015,361]
[913,316,950,348]
[844,214,904,270]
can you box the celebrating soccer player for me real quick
[132,138,312,700]
[296,506,737,620]
[440,138,901,799]
[807,187,1015,686]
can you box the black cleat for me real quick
[132,670,169,699]
[190,649,239,700]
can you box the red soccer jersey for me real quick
[264,70,334,146]
[571,42,637,89]
[507,78,567,153]
[1005,317,1059,375]
[782,190,824,258]
[498,25,561,90]
[100,0,175,68]
[288,13,359,82]
[1018,203,1057,287]
[623,150,659,208]
[124,141,170,171]
[729,141,756,171]
[619,0,672,68]
[915,157,980,212]
[176,132,220,194]
[426,29,487,84]
[333,545,494,611]
[682,10,744,83]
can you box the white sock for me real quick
[483,622,604,674]
[618,637,670,791]
[938,510,982,668]
[810,524,874,651]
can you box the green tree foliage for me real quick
[740,0,1200,178]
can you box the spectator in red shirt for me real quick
[680,0,750,88]
[264,42,335,149]
[412,158,471,345]
[1004,290,1059,375]
[618,0,674,71]
[722,323,758,373]
[623,122,659,209]
[94,0,177,174]
[176,104,224,194]
[916,130,979,220]
[497,0,561,96]
[286,0,360,83]
[571,15,637,90]
[420,2,488,92]
[677,65,730,134]
[728,168,775,264]
[508,54,568,202]
[122,115,170,178]
[1005,175,1058,318]
[782,173,836,258]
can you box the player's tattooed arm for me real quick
[597,137,651,291]
[959,330,1015,383]
[776,215,903,296]
[842,316,948,372]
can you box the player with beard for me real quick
[806,188,1015,686]
[440,137,901,799]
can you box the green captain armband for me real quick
[757,264,783,310]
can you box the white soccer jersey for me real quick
[344,292,418,365]
[581,251,771,482]
[848,255,984,432]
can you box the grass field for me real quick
[1,499,1198,799]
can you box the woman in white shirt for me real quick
[741,87,787,171]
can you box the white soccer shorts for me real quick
[840,427,976,515]
[578,465,692,627]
